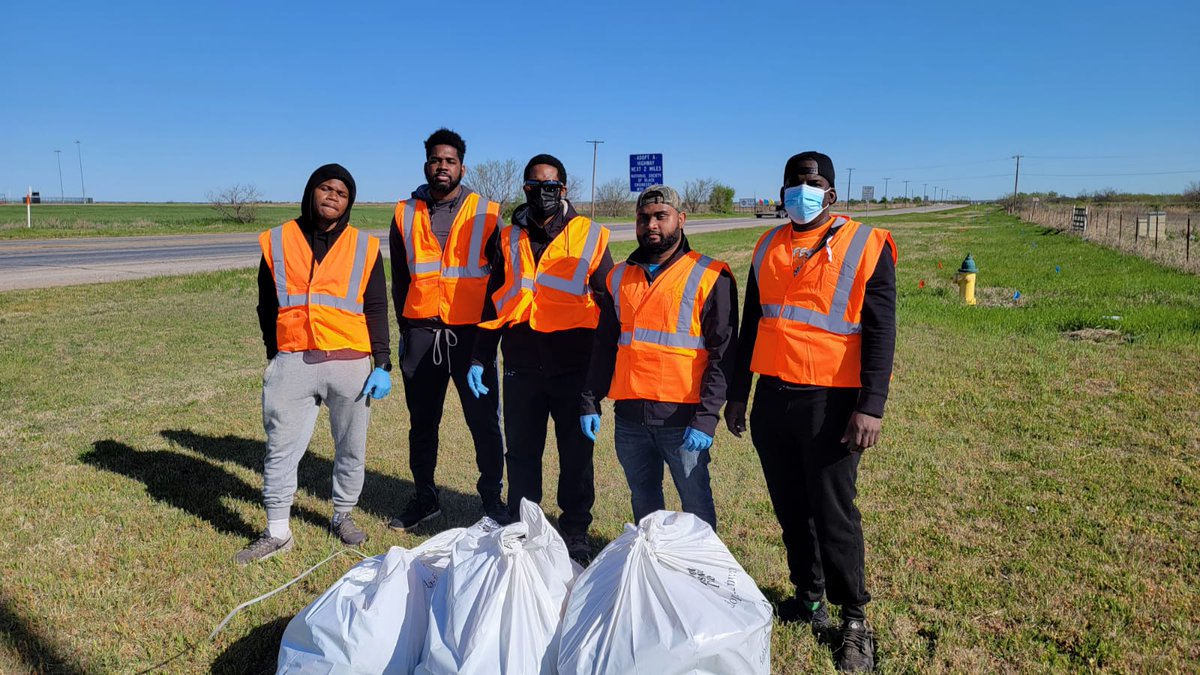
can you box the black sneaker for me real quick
[389,492,441,532]
[483,497,514,526]
[835,618,876,672]
[563,533,592,565]
[778,597,835,642]
[331,513,368,546]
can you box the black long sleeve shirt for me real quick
[256,220,390,368]
[579,234,738,436]
[472,201,615,375]
[729,232,895,418]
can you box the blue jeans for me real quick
[613,416,717,531]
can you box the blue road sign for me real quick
[629,154,663,192]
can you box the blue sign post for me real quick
[629,153,663,192]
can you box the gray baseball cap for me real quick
[636,184,682,212]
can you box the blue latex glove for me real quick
[466,364,488,398]
[678,427,713,478]
[580,414,601,442]
[681,427,714,452]
[361,367,392,400]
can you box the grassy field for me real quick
[0,203,741,239]
[1,206,1197,673]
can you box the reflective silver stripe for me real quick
[616,255,712,351]
[496,226,528,311]
[675,255,712,334]
[270,225,289,306]
[413,260,441,274]
[751,224,788,282]
[443,196,494,279]
[760,224,874,335]
[619,327,706,349]
[273,227,370,314]
[609,262,628,324]
[536,219,601,295]
[401,201,419,274]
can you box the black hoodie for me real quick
[471,200,615,375]
[256,164,390,367]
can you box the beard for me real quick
[638,227,681,256]
[426,170,462,196]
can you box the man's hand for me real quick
[466,364,488,398]
[724,401,747,438]
[361,367,392,400]
[580,414,601,442]
[841,412,882,451]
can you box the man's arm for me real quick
[856,241,896,417]
[689,269,738,436]
[363,253,391,369]
[388,214,411,337]
[256,256,279,360]
[580,268,619,416]
[471,229,507,366]
[728,266,761,403]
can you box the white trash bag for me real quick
[276,526,472,675]
[416,499,581,675]
[557,510,773,675]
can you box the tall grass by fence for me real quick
[1017,202,1198,274]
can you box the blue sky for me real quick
[4,0,1198,203]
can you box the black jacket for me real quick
[256,164,390,367]
[472,200,615,375]
[729,220,895,418]
[579,234,738,436]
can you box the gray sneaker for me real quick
[235,532,293,566]
[331,514,368,546]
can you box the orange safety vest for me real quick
[607,251,730,404]
[259,220,379,354]
[750,215,896,388]
[395,192,499,324]
[482,216,611,332]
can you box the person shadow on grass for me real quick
[81,439,328,540]
[159,428,483,531]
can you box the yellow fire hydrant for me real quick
[953,254,978,305]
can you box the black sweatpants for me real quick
[400,325,505,503]
[749,378,871,618]
[502,368,595,535]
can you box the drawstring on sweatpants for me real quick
[431,328,458,373]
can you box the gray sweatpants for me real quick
[261,352,372,521]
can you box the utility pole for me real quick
[586,140,604,220]
[75,140,86,203]
[1011,154,1023,212]
[883,177,890,204]
[903,180,910,206]
[54,150,64,203]
[845,167,854,209]
[922,183,928,203]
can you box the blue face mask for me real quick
[783,184,829,225]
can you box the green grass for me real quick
[0,202,753,240]
[0,203,399,239]
[0,206,1197,673]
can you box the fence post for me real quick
[1135,210,1140,244]
[1154,211,1159,251]
[1118,212,1123,243]
[1106,210,1110,237]
[1188,215,1192,262]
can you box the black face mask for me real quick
[526,187,562,221]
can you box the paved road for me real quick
[0,205,960,291]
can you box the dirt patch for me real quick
[1063,328,1125,343]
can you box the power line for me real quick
[1023,169,1200,177]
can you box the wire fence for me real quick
[1017,202,1198,274]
